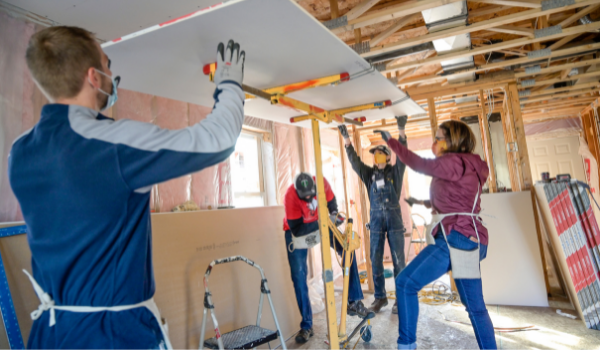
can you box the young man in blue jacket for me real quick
[9,26,245,348]
[338,116,408,314]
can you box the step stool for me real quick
[199,255,287,350]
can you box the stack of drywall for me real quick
[539,181,600,330]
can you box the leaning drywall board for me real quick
[150,206,300,349]
[0,207,300,348]
[101,0,424,127]
[480,191,549,307]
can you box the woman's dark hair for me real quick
[438,120,476,154]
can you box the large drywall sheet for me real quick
[0,207,300,348]
[480,191,549,307]
[102,0,424,127]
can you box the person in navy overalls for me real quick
[338,116,408,314]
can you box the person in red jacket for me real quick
[375,121,497,350]
[283,172,374,344]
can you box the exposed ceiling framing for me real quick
[298,0,600,124]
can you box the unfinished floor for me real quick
[283,277,600,350]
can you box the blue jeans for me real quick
[370,208,406,299]
[395,230,497,350]
[285,230,364,330]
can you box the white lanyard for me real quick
[23,270,173,349]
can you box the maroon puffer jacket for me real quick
[386,138,490,244]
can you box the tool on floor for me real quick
[198,255,287,350]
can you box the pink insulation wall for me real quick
[0,13,44,223]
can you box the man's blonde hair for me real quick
[26,26,102,100]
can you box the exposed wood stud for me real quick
[428,98,438,140]
[479,90,498,192]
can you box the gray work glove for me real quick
[395,115,408,130]
[374,129,392,142]
[338,125,350,139]
[214,40,245,86]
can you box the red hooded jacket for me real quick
[386,138,490,244]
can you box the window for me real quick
[230,132,265,208]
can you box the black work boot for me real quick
[348,300,375,319]
[295,328,313,343]
[392,300,398,314]
[369,297,388,313]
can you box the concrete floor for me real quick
[283,277,600,350]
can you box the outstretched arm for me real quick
[338,125,374,187]
[374,130,465,181]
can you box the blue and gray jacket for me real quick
[8,82,244,348]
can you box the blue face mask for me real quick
[93,69,120,111]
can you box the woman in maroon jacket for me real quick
[375,120,497,350]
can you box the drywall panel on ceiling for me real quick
[101,0,424,127]
[0,208,300,348]
[480,191,549,307]
[3,0,222,42]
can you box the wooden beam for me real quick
[500,105,521,191]
[558,4,600,27]
[469,5,513,20]
[521,90,598,103]
[487,25,535,37]
[354,28,362,44]
[396,42,600,85]
[370,13,421,46]
[330,0,339,19]
[381,20,600,72]
[523,107,586,117]
[351,125,375,293]
[408,78,513,100]
[479,90,498,192]
[469,0,541,8]
[362,0,600,58]
[515,57,600,78]
[523,99,595,110]
[331,0,463,34]
[525,81,600,97]
[344,0,381,21]
[506,82,534,189]
[428,98,438,140]
[549,34,581,50]
[518,70,600,87]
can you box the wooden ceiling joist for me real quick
[343,0,381,21]
[518,70,600,88]
[361,0,600,59]
[487,25,535,37]
[525,82,600,97]
[330,0,464,34]
[558,4,600,28]
[521,90,599,103]
[408,79,512,100]
[386,21,600,72]
[522,98,597,110]
[515,57,600,78]
[370,13,421,46]
[397,42,600,86]
[468,5,514,20]
[468,0,542,8]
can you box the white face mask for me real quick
[90,69,120,111]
